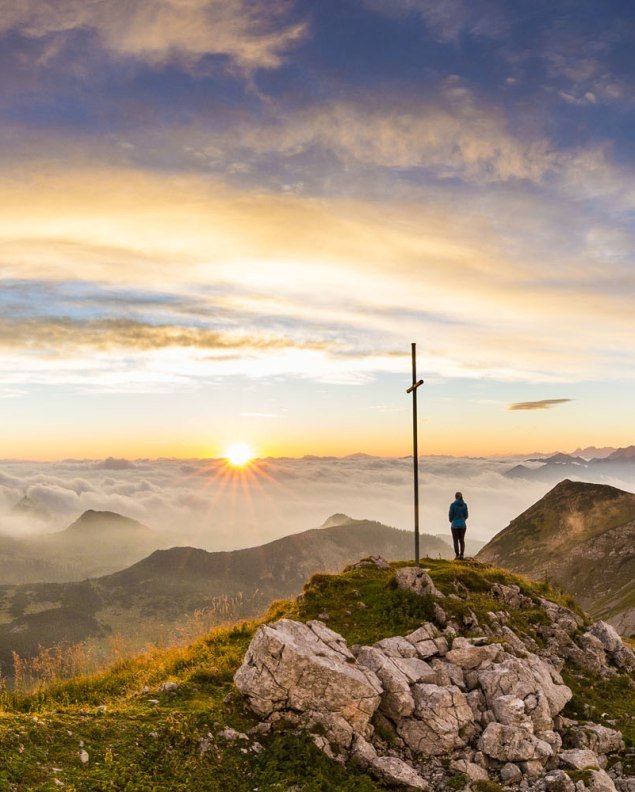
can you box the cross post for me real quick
[406,342,424,566]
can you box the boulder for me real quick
[491,583,534,609]
[356,646,414,719]
[589,622,622,653]
[478,722,553,762]
[396,568,445,599]
[397,684,474,756]
[586,769,618,792]
[351,556,392,571]
[566,724,624,755]
[544,769,576,792]
[559,749,601,770]
[234,619,382,746]
[500,762,523,784]
[450,758,489,781]
[446,638,501,670]
[352,735,428,790]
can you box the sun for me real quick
[224,442,255,467]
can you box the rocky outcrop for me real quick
[234,568,633,791]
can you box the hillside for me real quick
[0,510,170,584]
[0,558,633,790]
[0,518,451,669]
[477,480,635,634]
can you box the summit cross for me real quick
[406,342,424,566]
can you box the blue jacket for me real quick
[449,499,468,529]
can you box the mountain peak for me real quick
[320,513,354,528]
[64,510,149,534]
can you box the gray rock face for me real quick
[586,769,618,792]
[478,722,553,762]
[395,567,445,599]
[565,724,624,754]
[398,683,474,755]
[234,588,630,790]
[234,619,382,744]
[559,748,601,770]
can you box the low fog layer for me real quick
[1,455,634,551]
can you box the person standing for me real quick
[449,491,468,560]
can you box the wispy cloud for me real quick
[0,0,306,71]
[508,399,574,411]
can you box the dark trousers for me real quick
[451,527,466,557]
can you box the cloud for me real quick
[236,86,558,184]
[508,399,574,411]
[0,0,306,71]
[0,316,333,355]
[1,454,633,551]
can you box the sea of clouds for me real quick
[0,455,633,552]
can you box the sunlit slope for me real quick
[477,479,635,633]
[0,558,633,790]
[0,519,451,668]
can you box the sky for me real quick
[1,0,635,459]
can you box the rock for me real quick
[612,646,635,672]
[446,638,501,670]
[218,726,249,741]
[453,579,469,598]
[79,749,89,764]
[491,583,534,609]
[396,568,445,599]
[234,619,382,747]
[352,735,428,789]
[375,636,418,659]
[398,684,474,756]
[589,622,622,653]
[501,762,523,784]
[160,681,179,693]
[566,724,624,755]
[478,723,553,762]
[559,749,601,770]
[521,759,547,778]
[586,769,618,792]
[356,646,415,719]
[450,759,489,781]
[491,694,530,726]
[433,603,448,627]
[406,625,442,659]
[544,769,576,792]
[351,556,392,570]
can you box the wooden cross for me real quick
[406,342,424,566]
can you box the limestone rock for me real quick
[559,749,601,770]
[478,722,553,762]
[544,769,576,792]
[491,583,534,609]
[356,646,414,720]
[589,622,622,653]
[501,762,523,784]
[351,556,392,571]
[234,619,382,744]
[450,758,489,781]
[352,735,428,790]
[446,637,501,670]
[398,684,473,756]
[566,724,624,755]
[586,769,618,792]
[396,567,445,599]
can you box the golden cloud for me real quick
[0,0,305,69]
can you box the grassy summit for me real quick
[0,558,633,791]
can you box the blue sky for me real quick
[0,0,634,458]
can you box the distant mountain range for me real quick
[0,509,171,583]
[0,515,453,668]
[477,479,635,636]
[504,445,635,483]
